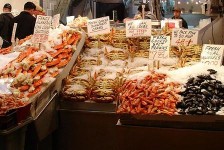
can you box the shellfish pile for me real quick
[0,27,82,114]
[177,69,224,115]
[0,94,28,115]
[117,71,181,115]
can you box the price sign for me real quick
[87,16,110,37]
[52,14,60,29]
[32,15,52,43]
[161,19,182,29]
[149,35,170,60]
[66,16,75,24]
[126,19,151,38]
[171,29,198,46]
[200,44,224,66]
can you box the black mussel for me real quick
[187,77,194,84]
[211,99,220,105]
[192,97,198,102]
[206,110,216,115]
[178,109,186,114]
[200,82,209,89]
[187,108,198,114]
[186,102,193,107]
[207,69,217,74]
[211,107,220,111]
[196,110,204,115]
[214,89,219,95]
[198,102,204,107]
[218,92,224,97]
[179,91,187,96]
[176,102,186,109]
[201,89,212,97]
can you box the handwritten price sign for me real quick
[87,16,110,37]
[171,29,198,46]
[149,35,170,60]
[126,19,151,38]
[32,15,52,43]
[200,44,224,66]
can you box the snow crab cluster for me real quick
[117,71,181,115]
[0,28,81,102]
[0,94,28,115]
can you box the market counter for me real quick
[56,100,118,150]
[55,99,224,150]
[116,124,224,150]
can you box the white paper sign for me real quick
[126,19,151,38]
[171,29,198,46]
[161,19,182,28]
[87,16,110,37]
[149,35,170,60]
[200,44,224,66]
[66,16,75,24]
[11,23,17,43]
[52,14,60,29]
[32,15,52,43]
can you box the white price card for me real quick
[66,16,75,24]
[200,44,224,66]
[126,19,151,38]
[149,35,170,60]
[52,14,60,29]
[87,16,110,37]
[171,29,198,46]
[32,15,52,43]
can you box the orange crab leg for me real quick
[46,59,60,67]
[32,64,42,77]
[36,70,48,77]
[51,71,59,77]
[58,53,69,59]
[54,43,65,50]
[19,85,30,91]
[51,49,64,58]
[33,80,43,87]
[27,87,41,97]
[15,68,23,76]
[57,57,71,68]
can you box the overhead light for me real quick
[196,2,198,4]
[178,1,181,4]
[187,2,189,4]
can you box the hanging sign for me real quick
[161,19,182,29]
[149,35,170,60]
[200,44,224,66]
[32,15,52,43]
[87,16,110,37]
[171,29,198,46]
[126,19,151,38]
[52,14,60,29]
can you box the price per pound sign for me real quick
[175,38,193,46]
[150,50,169,60]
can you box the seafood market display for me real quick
[1,17,223,118]
[0,26,82,115]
